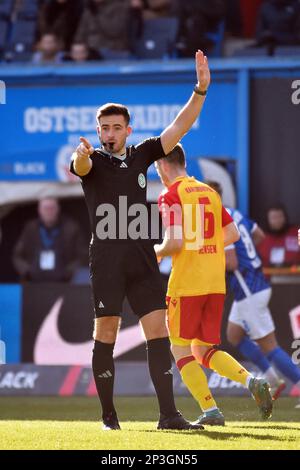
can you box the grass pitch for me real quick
[0,396,300,450]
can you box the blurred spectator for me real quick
[175,0,226,57]
[63,42,101,62]
[144,0,173,19]
[225,0,243,37]
[128,0,144,53]
[32,33,64,64]
[75,0,131,59]
[257,204,300,267]
[256,0,300,49]
[237,0,264,38]
[37,0,83,50]
[13,198,86,282]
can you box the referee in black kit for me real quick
[70,50,210,431]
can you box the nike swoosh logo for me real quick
[34,297,145,365]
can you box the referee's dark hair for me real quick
[165,143,186,167]
[96,103,131,125]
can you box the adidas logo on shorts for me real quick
[99,301,105,308]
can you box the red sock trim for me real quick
[176,355,195,371]
[202,348,218,369]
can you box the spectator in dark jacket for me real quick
[75,0,131,59]
[38,0,83,50]
[256,0,300,47]
[175,0,225,57]
[13,198,85,282]
[63,42,102,62]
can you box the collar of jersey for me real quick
[168,175,195,191]
[167,176,185,193]
[173,176,186,182]
[101,148,126,159]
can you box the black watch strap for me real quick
[194,85,207,96]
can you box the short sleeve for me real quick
[135,137,166,167]
[158,183,182,228]
[222,206,233,227]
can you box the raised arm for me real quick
[160,50,211,155]
[72,137,94,177]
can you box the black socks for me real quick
[146,337,177,417]
[92,340,116,416]
[93,337,177,418]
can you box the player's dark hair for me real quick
[164,144,186,167]
[96,103,130,125]
[206,180,223,197]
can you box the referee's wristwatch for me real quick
[194,84,207,96]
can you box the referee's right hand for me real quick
[76,137,94,158]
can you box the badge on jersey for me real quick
[138,173,146,189]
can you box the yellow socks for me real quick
[202,348,251,387]
[177,356,217,412]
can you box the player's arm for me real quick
[251,225,265,246]
[72,137,94,176]
[154,226,183,258]
[225,246,239,271]
[223,222,240,247]
[160,50,210,155]
[221,207,240,247]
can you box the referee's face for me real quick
[97,115,132,154]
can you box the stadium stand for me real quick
[134,16,179,59]
[0,0,14,20]
[274,45,300,56]
[0,20,9,51]
[205,20,225,57]
[17,0,38,20]
[6,19,37,62]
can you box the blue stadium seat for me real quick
[274,46,300,57]
[134,17,179,59]
[231,46,269,57]
[0,0,14,21]
[0,20,9,48]
[205,21,225,58]
[4,46,33,62]
[4,18,36,61]
[10,19,36,46]
[17,0,38,20]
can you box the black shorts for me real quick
[89,242,166,318]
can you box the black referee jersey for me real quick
[70,137,167,317]
[70,137,166,245]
